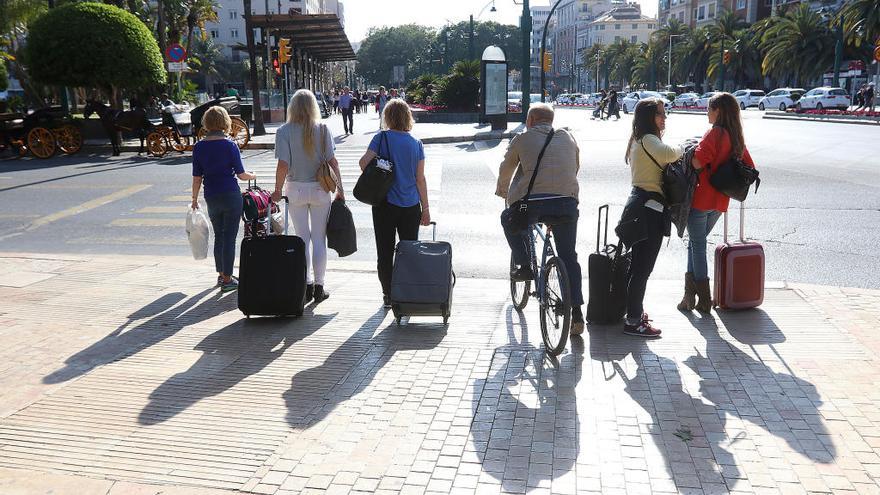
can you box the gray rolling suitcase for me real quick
[390,221,454,325]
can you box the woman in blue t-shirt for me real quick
[191,106,255,292]
[358,99,431,307]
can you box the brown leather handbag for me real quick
[316,124,338,193]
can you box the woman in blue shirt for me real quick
[358,99,431,307]
[191,107,255,292]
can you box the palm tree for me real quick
[605,39,636,88]
[188,36,223,92]
[707,28,762,88]
[184,0,219,56]
[674,27,712,91]
[760,4,835,87]
[1,0,47,106]
[631,39,668,90]
[837,0,880,49]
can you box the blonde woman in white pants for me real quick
[272,89,344,303]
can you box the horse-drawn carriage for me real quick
[146,97,250,157]
[0,106,83,159]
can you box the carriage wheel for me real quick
[170,131,190,153]
[230,117,250,149]
[146,132,167,157]
[196,127,208,141]
[55,125,83,155]
[27,127,56,158]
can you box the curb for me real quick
[762,112,880,126]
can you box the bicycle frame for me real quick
[525,223,557,306]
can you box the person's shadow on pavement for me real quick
[284,308,448,428]
[44,288,232,384]
[684,311,837,468]
[138,312,336,425]
[470,307,582,492]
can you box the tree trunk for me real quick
[157,0,167,62]
[244,0,265,135]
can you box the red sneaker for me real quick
[623,313,662,338]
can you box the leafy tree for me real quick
[25,2,165,101]
[0,62,7,91]
[707,28,762,88]
[183,0,219,56]
[356,24,436,86]
[187,36,223,91]
[605,39,637,88]
[1,0,47,105]
[631,40,667,90]
[838,0,880,49]
[437,21,523,70]
[406,74,441,104]
[674,27,713,90]
[760,4,835,87]
[433,60,480,111]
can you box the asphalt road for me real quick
[1,108,878,289]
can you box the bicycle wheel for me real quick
[540,256,571,356]
[510,255,530,311]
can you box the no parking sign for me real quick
[166,43,186,63]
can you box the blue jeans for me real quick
[502,197,584,307]
[206,191,243,276]
[686,208,722,281]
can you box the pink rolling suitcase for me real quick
[713,202,764,309]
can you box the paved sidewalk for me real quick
[1,253,880,495]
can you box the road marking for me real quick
[0,214,40,219]
[25,184,152,232]
[136,206,185,214]
[164,195,192,202]
[109,218,181,227]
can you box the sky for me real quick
[343,0,658,44]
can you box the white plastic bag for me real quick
[185,207,212,260]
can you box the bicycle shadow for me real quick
[44,288,230,384]
[471,306,582,492]
[138,312,336,425]
[284,308,448,428]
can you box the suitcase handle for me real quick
[428,221,437,242]
[596,204,609,253]
[722,201,745,244]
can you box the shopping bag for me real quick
[186,207,212,260]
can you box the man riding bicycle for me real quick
[496,103,585,335]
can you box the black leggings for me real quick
[372,201,422,295]
[625,207,665,321]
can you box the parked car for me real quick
[576,93,604,105]
[673,92,700,108]
[658,91,676,103]
[694,92,722,108]
[733,89,766,109]
[796,87,849,111]
[507,91,523,113]
[555,93,572,105]
[758,88,805,111]
[621,91,669,113]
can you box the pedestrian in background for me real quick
[865,83,875,112]
[353,89,361,114]
[678,93,756,313]
[272,89,345,304]
[618,98,682,337]
[606,90,621,120]
[358,99,431,308]
[339,86,354,135]
[376,86,389,129]
[332,89,340,114]
[190,106,256,292]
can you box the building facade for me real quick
[530,5,552,96]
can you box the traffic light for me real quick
[272,50,281,76]
[723,49,731,65]
[542,52,553,73]
[279,38,291,64]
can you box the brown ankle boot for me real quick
[677,272,696,311]
[695,279,712,313]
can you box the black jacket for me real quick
[327,199,357,257]
[615,187,671,249]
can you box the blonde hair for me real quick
[527,103,554,124]
[287,89,322,156]
[383,99,414,132]
[202,106,231,133]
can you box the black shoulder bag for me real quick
[503,129,555,231]
[709,154,760,202]
[353,131,395,206]
[640,139,688,206]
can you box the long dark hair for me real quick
[709,93,745,159]
[625,98,664,164]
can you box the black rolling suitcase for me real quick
[586,204,631,324]
[238,196,307,318]
[390,222,454,325]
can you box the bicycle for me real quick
[510,222,572,356]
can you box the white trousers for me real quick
[285,181,331,285]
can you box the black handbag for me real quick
[709,155,760,202]
[501,129,556,231]
[326,199,357,257]
[640,139,688,206]
[353,131,395,206]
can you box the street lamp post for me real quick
[667,34,682,90]
[540,0,567,102]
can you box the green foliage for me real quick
[356,24,436,87]
[437,21,523,70]
[406,74,441,104]
[759,4,835,86]
[838,0,880,48]
[433,60,480,111]
[0,62,7,92]
[25,2,165,91]
[172,78,199,103]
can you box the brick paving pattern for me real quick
[0,254,879,494]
